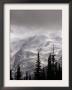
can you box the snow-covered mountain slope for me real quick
[10,31,62,77]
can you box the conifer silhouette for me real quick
[10,69,13,80]
[47,53,52,79]
[41,67,46,80]
[29,74,31,80]
[34,51,41,80]
[25,71,28,80]
[15,64,22,80]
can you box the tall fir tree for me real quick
[34,51,41,80]
[55,62,58,79]
[58,63,62,80]
[15,64,22,80]
[47,45,56,80]
[52,44,55,63]
[25,71,28,80]
[10,69,13,80]
[41,67,46,80]
[47,53,52,79]
[50,45,56,79]
[29,74,31,80]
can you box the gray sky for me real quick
[10,10,62,70]
[10,10,62,32]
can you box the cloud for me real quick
[10,10,62,31]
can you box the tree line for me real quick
[10,47,62,80]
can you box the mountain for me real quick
[10,34,62,77]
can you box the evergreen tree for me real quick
[58,64,62,80]
[41,67,46,80]
[25,71,28,80]
[55,62,58,79]
[47,45,56,80]
[15,64,22,80]
[51,45,56,79]
[34,51,41,80]
[10,69,13,80]
[29,74,31,80]
[51,44,55,63]
[47,53,52,79]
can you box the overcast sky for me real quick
[10,10,62,70]
[10,10,62,33]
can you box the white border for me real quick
[4,4,69,87]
